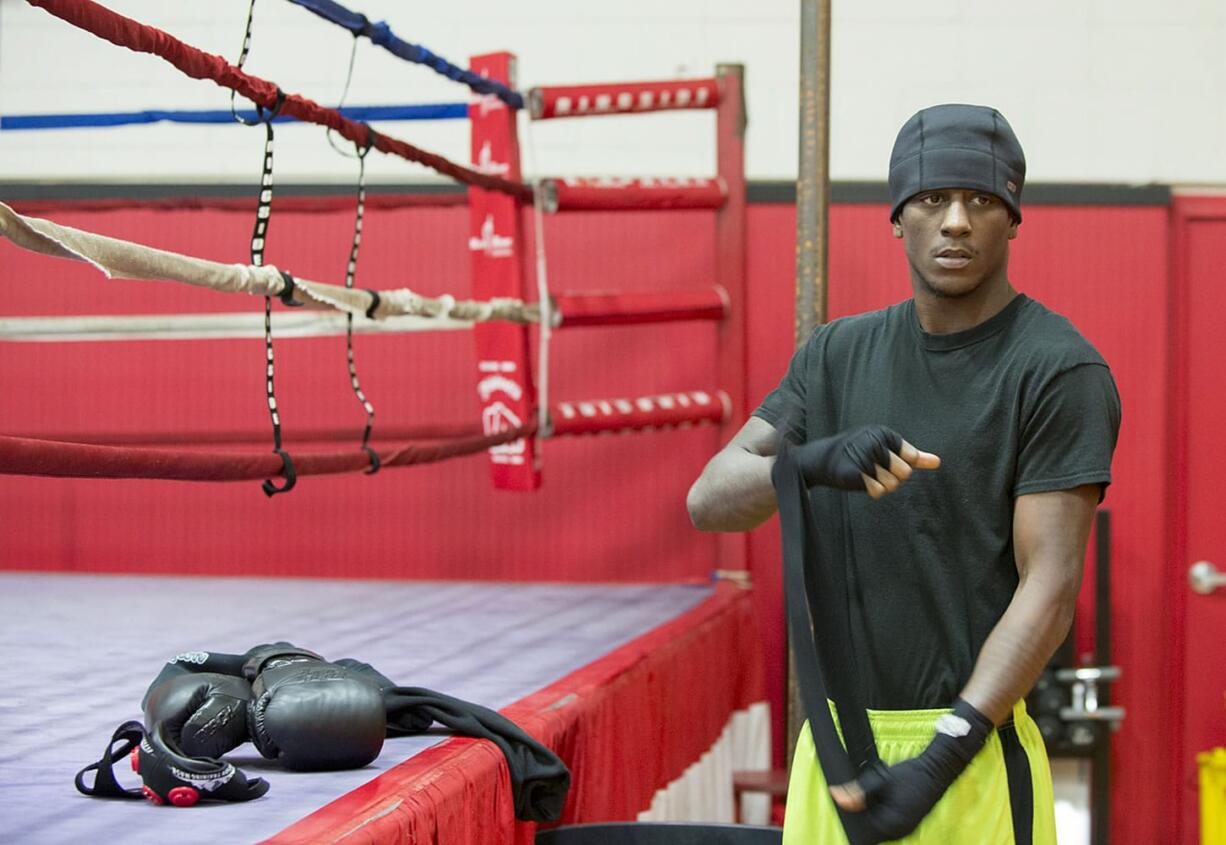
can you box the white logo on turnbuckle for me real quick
[468,214,513,258]
[478,360,526,464]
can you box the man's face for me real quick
[892,189,1018,299]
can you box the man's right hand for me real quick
[793,425,940,498]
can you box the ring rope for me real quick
[0,425,536,483]
[0,388,728,482]
[0,203,728,337]
[25,0,533,201]
[0,102,469,131]
[285,0,524,109]
[0,202,546,326]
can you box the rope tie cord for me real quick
[25,0,533,200]
[343,130,380,474]
[229,0,261,126]
[319,27,379,474]
[363,290,382,320]
[231,2,296,497]
[278,270,305,308]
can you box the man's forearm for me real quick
[686,447,778,532]
[959,570,1078,725]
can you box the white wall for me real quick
[0,0,1223,185]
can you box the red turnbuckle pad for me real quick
[141,785,164,805]
[168,786,200,807]
[130,747,140,773]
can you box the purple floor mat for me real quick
[0,573,711,844]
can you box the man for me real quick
[688,104,1120,843]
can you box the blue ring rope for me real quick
[1,103,469,131]
[285,0,525,110]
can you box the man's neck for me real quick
[912,279,1018,335]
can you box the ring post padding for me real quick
[468,51,540,490]
[551,390,728,437]
[542,178,727,212]
[528,78,721,120]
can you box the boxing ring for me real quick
[2,574,762,844]
[2,2,766,842]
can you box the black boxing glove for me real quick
[143,672,252,759]
[244,645,386,771]
[793,425,903,490]
[847,699,994,840]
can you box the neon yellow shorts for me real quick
[783,700,1055,845]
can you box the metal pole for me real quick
[788,0,831,766]
[795,0,831,342]
[715,63,750,578]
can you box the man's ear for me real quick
[1007,220,1019,240]
[892,221,903,239]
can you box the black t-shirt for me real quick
[754,294,1121,709]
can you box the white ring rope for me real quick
[0,201,542,327]
[0,311,473,342]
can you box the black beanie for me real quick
[888,104,1026,222]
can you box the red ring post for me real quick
[468,51,540,490]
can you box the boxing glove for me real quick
[143,671,253,759]
[244,644,386,771]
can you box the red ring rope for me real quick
[0,390,728,482]
[0,426,532,482]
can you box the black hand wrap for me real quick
[75,720,268,806]
[794,425,903,490]
[853,698,994,840]
[244,643,386,771]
